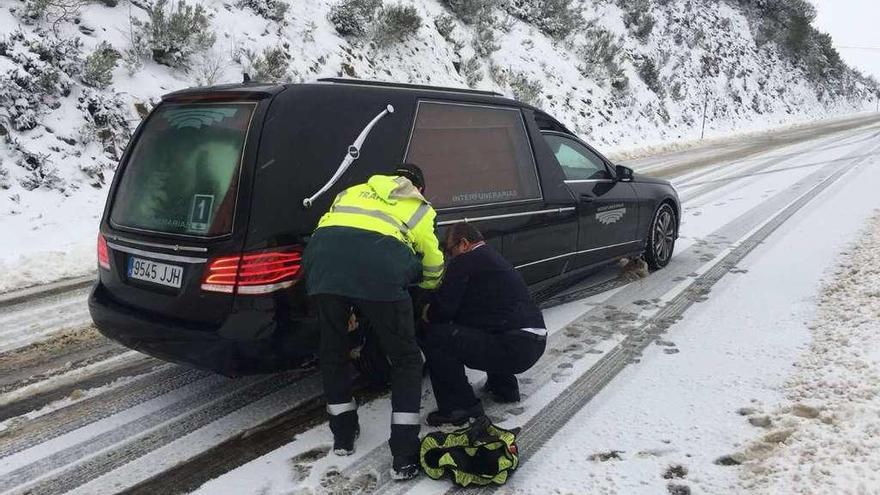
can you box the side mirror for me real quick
[615,165,634,182]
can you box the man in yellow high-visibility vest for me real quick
[303,163,443,481]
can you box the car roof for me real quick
[162,78,533,109]
[161,78,575,136]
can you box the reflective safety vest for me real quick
[419,420,520,487]
[316,175,444,290]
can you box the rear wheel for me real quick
[645,203,677,269]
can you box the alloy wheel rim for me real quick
[653,208,675,262]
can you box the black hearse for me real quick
[89,79,680,375]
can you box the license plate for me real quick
[127,256,184,289]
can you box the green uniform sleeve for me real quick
[410,205,444,290]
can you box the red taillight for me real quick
[201,247,303,294]
[97,233,110,270]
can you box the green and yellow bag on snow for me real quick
[419,419,520,487]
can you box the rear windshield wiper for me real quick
[303,104,395,208]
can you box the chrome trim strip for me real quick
[237,280,296,294]
[514,240,643,269]
[518,327,548,337]
[303,104,395,208]
[563,179,615,184]
[107,242,208,264]
[437,198,543,213]
[513,251,576,270]
[436,207,575,226]
[108,234,208,253]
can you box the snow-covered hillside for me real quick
[0,0,876,291]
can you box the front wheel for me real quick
[644,203,677,269]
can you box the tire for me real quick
[644,202,677,270]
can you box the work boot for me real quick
[426,403,484,427]
[333,424,360,456]
[484,375,521,403]
[391,455,420,481]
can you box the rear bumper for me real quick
[88,282,319,376]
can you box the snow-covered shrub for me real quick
[193,50,228,86]
[0,31,82,131]
[15,0,91,27]
[434,13,455,39]
[374,4,422,47]
[235,0,289,22]
[434,14,465,52]
[249,46,291,82]
[637,58,664,96]
[502,0,578,39]
[472,22,500,56]
[488,60,508,86]
[509,71,542,105]
[460,56,482,87]
[77,88,132,163]
[130,0,216,69]
[618,0,654,42]
[81,41,121,89]
[328,0,382,37]
[610,68,630,95]
[670,80,685,102]
[578,25,623,83]
[440,0,497,25]
[0,160,10,190]
[16,148,65,192]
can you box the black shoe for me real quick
[391,455,420,481]
[333,425,360,456]
[486,385,521,403]
[484,379,521,403]
[426,403,484,427]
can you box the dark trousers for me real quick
[313,294,423,458]
[421,323,546,412]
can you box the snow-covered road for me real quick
[1,117,880,495]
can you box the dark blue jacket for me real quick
[428,244,545,333]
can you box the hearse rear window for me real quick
[405,102,541,209]
[110,102,256,237]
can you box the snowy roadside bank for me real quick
[735,212,880,494]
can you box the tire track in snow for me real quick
[0,365,207,458]
[2,371,310,495]
[0,287,92,354]
[0,326,125,397]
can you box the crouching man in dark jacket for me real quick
[421,223,546,426]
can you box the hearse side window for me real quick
[542,133,612,181]
[405,102,541,209]
[110,102,256,237]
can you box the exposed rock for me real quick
[791,404,820,419]
[748,415,772,428]
[662,464,688,479]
